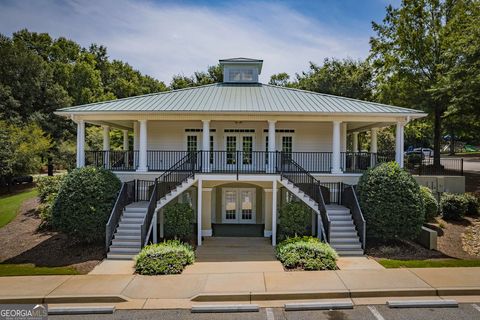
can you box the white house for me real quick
[56,58,427,259]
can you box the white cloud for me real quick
[0,0,370,84]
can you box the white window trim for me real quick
[221,187,256,224]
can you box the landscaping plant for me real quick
[135,240,195,275]
[164,202,194,240]
[276,236,337,270]
[440,193,468,220]
[51,167,121,243]
[278,201,311,240]
[36,175,66,227]
[463,193,479,217]
[419,186,439,221]
[357,162,425,241]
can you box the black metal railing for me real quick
[319,182,343,204]
[341,184,366,249]
[200,151,273,175]
[406,157,464,176]
[140,152,199,248]
[341,152,375,173]
[277,152,330,241]
[136,179,156,201]
[105,180,135,251]
[86,150,138,171]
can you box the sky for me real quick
[0,0,401,84]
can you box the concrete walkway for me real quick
[2,267,480,309]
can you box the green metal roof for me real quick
[57,83,425,115]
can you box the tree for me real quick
[169,64,223,89]
[369,0,476,164]
[269,72,291,87]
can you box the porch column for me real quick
[123,130,129,150]
[201,187,213,237]
[268,120,276,173]
[271,180,278,246]
[331,121,342,174]
[264,189,273,237]
[102,125,110,169]
[395,121,405,168]
[137,120,148,172]
[341,123,347,171]
[133,121,139,169]
[76,120,85,168]
[197,179,203,246]
[202,120,210,172]
[370,128,378,167]
[352,132,359,152]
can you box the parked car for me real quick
[405,148,433,158]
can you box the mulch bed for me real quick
[461,219,480,257]
[0,196,104,274]
[366,238,448,260]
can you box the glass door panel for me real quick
[226,136,237,166]
[223,190,237,222]
[242,136,253,165]
[239,189,255,223]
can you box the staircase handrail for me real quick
[141,151,199,248]
[341,184,366,249]
[277,152,331,241]
[105,180,135,251]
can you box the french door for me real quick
[222,188,256,224]
[224,134,254,170]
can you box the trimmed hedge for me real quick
[278,201,311,239]
[357,162,425,241]
[164,202,194,240]
[51,167,121,243]
[419,186,439,221]
[440,193,468,220]
[36,175,66,202]
[464,193,480,217]
[135,240,195,275]
[276,236,337,270]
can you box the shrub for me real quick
[278,201,311,239]
[276,236,337,270]
[464,193,479,216]
[164,202,194,240]
[36,175,66,202]
[51,167,121,243]
[357,162,425,241]
[419,186,438,221]
[135,240,195,275]
[440,193,467,220]
[38,193,56,227]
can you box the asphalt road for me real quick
[49,304,480,320]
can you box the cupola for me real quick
[219,58,263,83]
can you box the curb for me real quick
[0,295,128,305]
[387,299,458,308]
[191,304,259,313]
[48,306,116,315]
[285,301,353,311]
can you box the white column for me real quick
[133,121,139,169]
[268,120,276,173]
[395,122,405,168]
[102,125,110,168]
[331,121,342,174]
[197,179,203,246]
[370,128,378,167]
[153,211,158,243]
[202,120,210,172]
[122,130,129,150]
[137,120,148,172]
[272,180,277,246]
[76,120,85,168]
[341,123,347,170]
[352,132,359,152]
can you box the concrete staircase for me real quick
[107,202,147,260]
[278,178,364,256]
[107,177,197,260]
[326,204,363,256]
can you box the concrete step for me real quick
[330,231,359,238]
[330,225,356,231]
[335,249,364,256]
[116,228,141,235]
[123,212,147,218]
[107,253,137,260]
[329,215,352,222]
[111,240,141,247]
[124,207,148,213]
[109,247,140,254]
[117,223,142,229]
[331,243,362,250]
[330,220,355,226]
[114,234,141,241]
[330,238,360,244]
[120,217,144,224]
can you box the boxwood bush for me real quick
[276,236,337,270]
[164,202,194,240]
[135,240,195,275]
[51,167,121,243]
[419,186,439,221]
[278,201,311,239]
[464,193,479,217]
[357,162,425,241]
[36,175,66,202]
[440,193,468,220]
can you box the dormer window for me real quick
[219,58,263,84]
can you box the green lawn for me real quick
[0,188,38,228]
[378,259,480,268]
[0,264,79,276]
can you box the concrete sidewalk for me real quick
[1,267,480,309]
